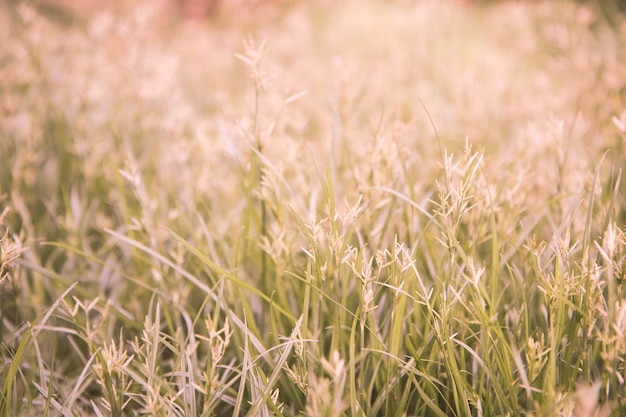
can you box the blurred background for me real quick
[2,0,626,25]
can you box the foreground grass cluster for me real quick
[1,1,626,415]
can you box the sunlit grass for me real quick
[1,0,625,415]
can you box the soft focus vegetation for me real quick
[1,1,626,416]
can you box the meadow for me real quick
[1,0,626,415]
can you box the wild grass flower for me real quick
[0,210,23,285]
[526,335,549,383]
[99,336,133,376]
[236,36,271,93]
[306,350,348,417]
[204,316,231,366]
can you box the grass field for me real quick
[1,0,626,415]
